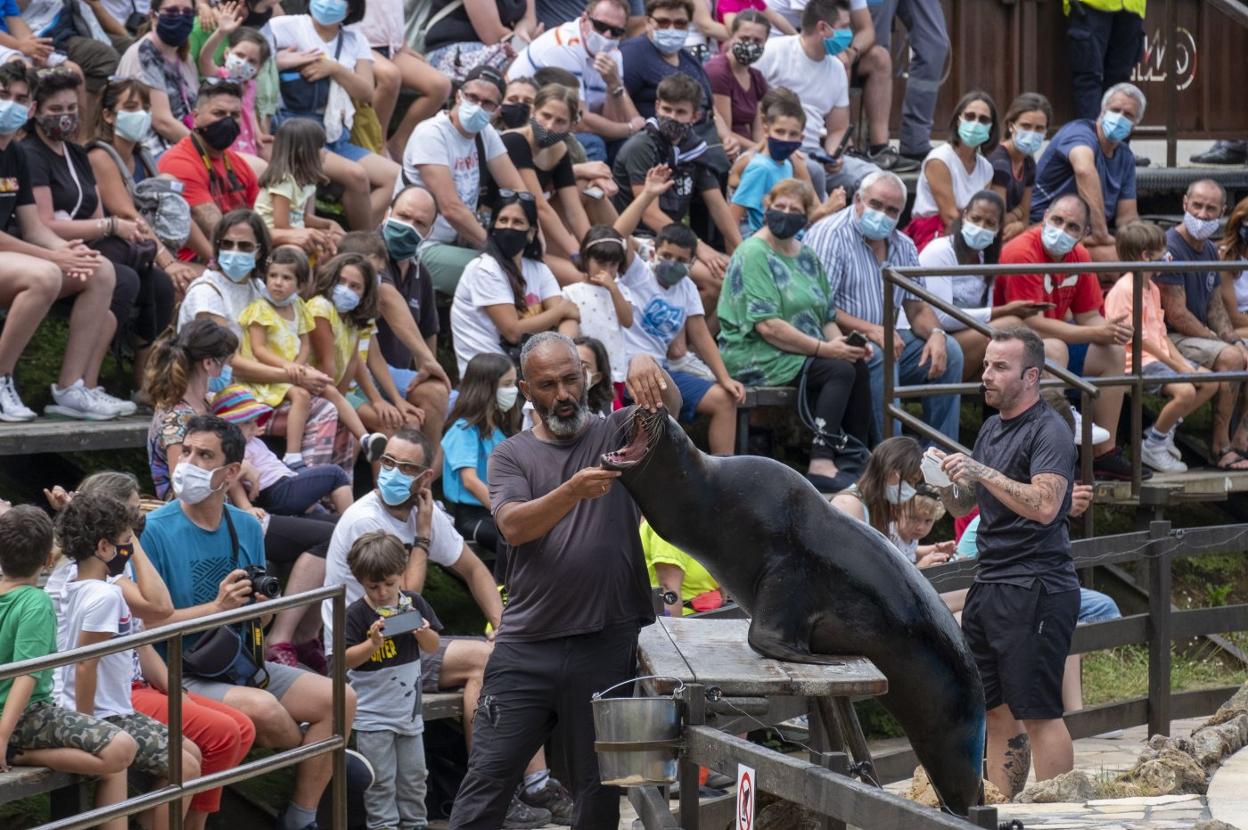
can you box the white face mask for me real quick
[171,461,222,505]
[884,480,917,505]
[496,385,519,411]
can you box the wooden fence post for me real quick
[1147,520,1173,738]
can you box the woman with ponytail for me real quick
[144,318,238,498]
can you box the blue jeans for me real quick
[1078,588,1122,624]
[867,329,964,444]
[575,132,608,162]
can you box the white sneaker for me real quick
[45,380,119,421]
[1071,408,1111,446]
[668,351,716,381]
[87,386,137,417]
[361,432,388,463]
[0,374,36,422]
[1163,429,1182,460]
[1142,440,1187,473]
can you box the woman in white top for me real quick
[900,191,1049,379]
[905,90,999,252]
[450,191,581,377]
[1217,195,1248,337]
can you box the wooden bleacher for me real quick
[0,416,149,457]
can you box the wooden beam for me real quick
[0,416,148,457]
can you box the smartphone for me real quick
[845,331,868,348]
[583,186,605,200]
[378,611,426,638]
[810,127,855,165]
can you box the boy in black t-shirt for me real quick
[343,532,441,830]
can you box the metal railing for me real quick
[0,585,349,830]
[882,259,1248,534]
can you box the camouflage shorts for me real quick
[103,712,170,779]
[8,700,124,762]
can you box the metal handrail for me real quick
[881,258,1248,534]
[0,584,349,830]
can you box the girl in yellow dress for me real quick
[238,246,386,469]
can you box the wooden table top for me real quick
[637,617,888,699]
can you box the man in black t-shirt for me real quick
[448,332,679,830]
[934,326,1077,800]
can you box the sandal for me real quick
[1213,449,1248,471]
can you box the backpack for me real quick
[88,140,192,250]
[404,0,465,54]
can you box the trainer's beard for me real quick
[541,390,590,438]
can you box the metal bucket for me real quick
[592,677,684,787]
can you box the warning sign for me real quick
[737,763,755,830]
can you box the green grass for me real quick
[1081,642,1248,707]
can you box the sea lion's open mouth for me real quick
[602,412,651,469]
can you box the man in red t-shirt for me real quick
[157,79,259,261]
[998,193,1137,480]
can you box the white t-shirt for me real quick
[54,578,136,718]
[401,111,507,243]
[98,0,150,27]
[911,142,995,219]
[563,281,628,383]
[1234,268,1248,313]
[768,0,868,33]
[449,253,562,377]
[177,271,261,339]
[507,20,624,117]
[321,491,464,650]
[618,255,703,365]
[263,16,373,72]
[350,0,403,53]
[898,234,989,332]
[754,35,849,150]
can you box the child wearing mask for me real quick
[729,88,810,234]
[200,19,273,157]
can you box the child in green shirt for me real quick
[0,505,137,830]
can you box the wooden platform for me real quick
[1095,466,1248,505]
[0,415,149,456]
[637,617,887,699]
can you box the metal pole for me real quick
[679,684,705,830]
[884,268,896,438]
[1147,521,1173,737]
[331,592,348,830]
[1081,389,1095,538]
[1165,0,1178,168]
[168,635,183,830]
[1131,270,1144,495]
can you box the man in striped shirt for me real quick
[805,170,963,443]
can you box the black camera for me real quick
[243,565,281,599]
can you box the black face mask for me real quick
[244,6,273,28]
[531,118,569,149]
[731,40,763,66]
[498,101,530,129]
[656,116,689,146]
[764,208,806,240]
[492,227,530,259]
[107,543,133,578]
[197,116,241,151]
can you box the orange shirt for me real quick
[1103,273,1179,372]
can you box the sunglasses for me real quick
[159,8,196,18]
[589,17,626,38]
[960,112,993,126]
[498,189,537,203]
[379,456,427,477]
[218,239,257,252]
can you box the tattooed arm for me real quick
[940,453,1067,524]
[1206,288,1240,343]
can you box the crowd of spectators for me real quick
[0,0,1246,827]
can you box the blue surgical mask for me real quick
[1100,110,1133,144]
[309,0,348,26]
[1012,128,1044,156]
[857,206,897,241]
[767,137,801,162]
[263,285,297,308]
[584,29,617,56]
[651,27,687,55]
[332,283,361,313]
[823,28,853,57]
[217,250,256,282]
[1041,221,1079,257]
[208,362,234,394]
[458,100,492,134]
[377,465,416,506]
[0,99,28,134]
[383,217,423,260]
[957,119,990,148]
[884,481,916,505]
[114,109,152,143]
[960,221,996,251]
[217,249,255,282]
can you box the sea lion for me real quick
[603,408,986,816]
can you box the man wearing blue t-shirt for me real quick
[141,415,355,830]
[1031,82,1143,263]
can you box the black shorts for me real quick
[962,581,1079,720]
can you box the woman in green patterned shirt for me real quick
[717,179,873,492]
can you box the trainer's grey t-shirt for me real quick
[489,406,656,642]
[971,399,1078,592]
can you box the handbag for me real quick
[182,511,269,688]
[278,34,343,116]
[796,356,872,479]
[349,102,385,155]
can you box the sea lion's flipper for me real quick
[745,594,843,666]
